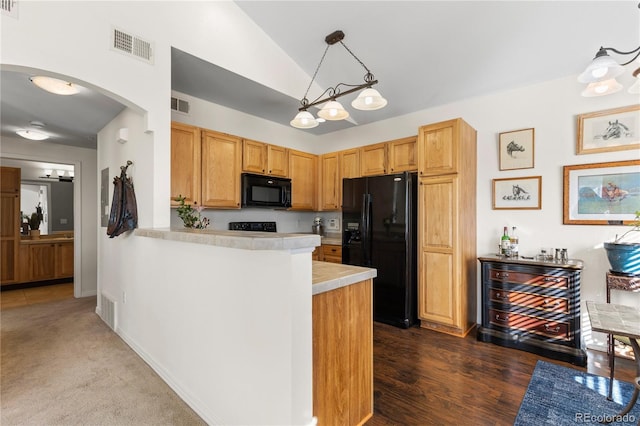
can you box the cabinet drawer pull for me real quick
[543,277,561,283]
[496,272,509,279]
[495,292,508,300]
[544,299,561,308]
[543,324,560,333]
[495,313,509,322]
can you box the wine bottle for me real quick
[510,226,519,258]
[501,226,511,256]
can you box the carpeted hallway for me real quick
[1,295,205,425]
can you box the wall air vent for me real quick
[111,27,154,64]
[1,0,18,18]
[171,96,190,115]
[100,294,116,331]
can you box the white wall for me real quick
[3,1,639,421]
[0,137,98,297]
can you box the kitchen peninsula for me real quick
[132,228,375,425]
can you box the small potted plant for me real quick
[603,210,640,275]
[174,195,210,229]
[26,204,44,237]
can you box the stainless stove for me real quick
[228,221,277,232]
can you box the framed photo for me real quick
[576,105,640,155]
[499,128,535,171]
[492,176,541,210]
[563,159,640,225]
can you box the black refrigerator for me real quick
[342,172,417,328]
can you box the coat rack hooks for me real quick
[121,160,133,173]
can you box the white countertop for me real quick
[312,261,377,295]
[135,228,320,251]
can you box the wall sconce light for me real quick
[290,30,387,129]
[578,3,640,96]
[43,169,53,177]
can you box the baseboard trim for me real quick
[115,329,218,425]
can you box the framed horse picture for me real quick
[492,176,542,210]
[576,105,640,155]
[563,159,640,225]
[499,128,534,171]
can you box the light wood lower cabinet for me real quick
[17,240,74,283]
[321,244,342,263]
[313,279,373,426]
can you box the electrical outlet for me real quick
[327,218,339,231]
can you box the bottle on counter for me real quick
[510,226,519,258]
[500,226,511,256]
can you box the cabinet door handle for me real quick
[543,277,561,283]
[495,292,508,300]
[543,324,560,333]
[495,313,509,322]
[496,272,510,279]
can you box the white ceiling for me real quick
[2,1,639,147]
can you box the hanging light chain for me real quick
[300,44,331,109]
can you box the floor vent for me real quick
[100,294,116,331]
[171,96,190,114]
[1,0,18,18]
[111,27,154,64]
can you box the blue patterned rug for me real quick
[515,360,639,425]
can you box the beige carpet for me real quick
[1,296,206,425]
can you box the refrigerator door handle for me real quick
[361,193,372,265]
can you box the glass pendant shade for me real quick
[30,76,80,95]
[351,88,388,110]
[578,53,625,83]
[581,79,623,97]
[16,129,49,140]
[290,111,319,129]
[318,100,349,120]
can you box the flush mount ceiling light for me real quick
[578,3,640,97]
[30,75,80,95]
[16,129,49,140]
[290,30,387,129]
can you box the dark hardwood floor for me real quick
[367,322,636,426]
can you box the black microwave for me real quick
[241,173,292,209]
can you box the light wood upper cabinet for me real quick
[339,148,360,180]
[360,136,417,177]
[388,136,417,173]
[418,119,469,176]
[360,142,387,176]
[267,145,289,177]
[319,152,340,211]
[289,149,317,211]
[201,130,242,209]
[170,122,201,206]
[242,139,289,177]
[1,167,20,285]
[417,118,477,337]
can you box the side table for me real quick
[606,272,640,400]
[586,302,640,424]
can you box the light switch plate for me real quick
[327,218,339,231]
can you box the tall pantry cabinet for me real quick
[417,118,477,337]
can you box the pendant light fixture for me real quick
[578,3,640,97]
[290,30,387,129]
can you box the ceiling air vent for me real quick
[1,0,18,18]
[111,27,154,64]
[171,97,190,115]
